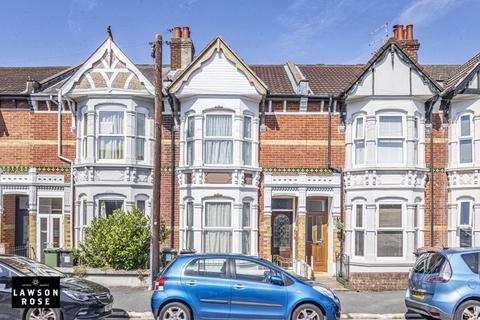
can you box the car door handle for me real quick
[186,280,197,286]
[233,284,245,290]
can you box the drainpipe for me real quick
[56,89,74,249]
[169,95,177,249]
[426,95,439,247]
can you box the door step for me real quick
[313,273,350,291]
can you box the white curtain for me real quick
[186,202,194,227]
[205,140,232,164]
[244,117,252,138]
[187,116,195,138]
[136,113,145,136]
[378,140,403,163]
[204,231,231,253]
[100,111,124,134]
[186,141,194,165]
[461,115,471,136]
[243,141,252,165]
[355,141,364,164]
[460,140,473,163]
[379,116,402,137]
[355,117,364,138]
[205,203,231,227]
[206,115,232,136]
[242,203,250,227]
[242,231,250,254]
[99,137,124,159]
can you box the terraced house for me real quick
[0,24,478,290]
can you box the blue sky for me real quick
[0,0,477,66]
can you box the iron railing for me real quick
[335,252,350,285]
[8,243,34,259]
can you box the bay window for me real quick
[377,115,404,164]
[136,113,146,161]
[82,112,88,159]
[204,115,233,164]
[98,111,124,160]
[242,202,251,254]
[414,117,419,165]
[377,204,403,257]
[459,201,472,247]
[243,116,252,166]
[414,205,419,250]
[186,116,195,166]
[185,202,194,250]
[353,116,365,165]
[203,202,232,253]
[99,199,123,217]
[354,203,365,256]
[459,114,473,164]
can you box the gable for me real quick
[348,44,439,97]
[61,37,154,96]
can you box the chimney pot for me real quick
[173,26,181,39]
[182,26,190,39]
[405,24,414,40]
[393,24,400,39]
[397,24,405,40]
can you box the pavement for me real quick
[107,287,428,319]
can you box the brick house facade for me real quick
[0,24,477,290]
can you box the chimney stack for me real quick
[170,26,194,71]
[392,24,420,61]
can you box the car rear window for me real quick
[461,253,479,274]
[412,253,446,274]
[184,258,227,278]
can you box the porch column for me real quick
[63,187,72,249]
[297,187,307,262]
[28,186,37,260]
[263,187,272,260]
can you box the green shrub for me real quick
[79,208,168,270]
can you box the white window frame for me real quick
[185,115,195,166]
[136,111,147,162]
[353,202,365,257]
[413,116,419,165]
[243,115,253,166]
[202,200,233,253]
[97,196,125,217]
[353,116,365,166]
[376,114,405,165]
[81,110,88,160]
[458,113,474,165]
[96,107,126,162]
[241,201,252,255]
[203,113,234,165]
[376,202,405,259]
[184,201,194,250]
[458,200,473,247]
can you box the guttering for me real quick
[56,89,75,249]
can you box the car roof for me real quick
[418,247,480,255]
[177,253,260,260]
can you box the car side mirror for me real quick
[269,275,284,286]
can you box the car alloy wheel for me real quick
[461,305,480,320]
[160,302,190,320]
[293,303,324,320]
[26,308,58,320]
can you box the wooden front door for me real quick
[305,213,328,272]
[271,212,293,261]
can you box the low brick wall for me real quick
[349,272,409,291]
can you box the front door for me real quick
[271,212,292,264]
[38,215,62,263]
[15,196,29,256]
[305,213,328,272]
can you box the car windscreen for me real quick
[1,257,65,277]
[412,253,446,274]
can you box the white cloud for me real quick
[395,0,460,26]
[67,0,98,32]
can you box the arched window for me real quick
[243,116,252,166]
[184,201,194,250]
[458,199,473,247]
[203,201,232,252]
[459,114,473,164]
[353,116,365,165]
[185,115,195,166]
[377,202,403,257]
[353,202,365,256]
[242,201,252,254]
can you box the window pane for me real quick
[99,111,124,134]
[185,258,227,277]
[206,115,232,136]
[235,259,276,282]
[460,202,471,226]
[83,113,88,136]
[272,198,293,210]
[186,230,194,249]
[244,117,252,138]
[461,115,471,137]
[377,231,403,257]
[39,198,63,214]
[355,231,364,256]
[307,200,324,212]
[414,206,418,228]
[205,203,231,227]
[99,200,123,216]
[136,200,145,213]
[316,216,322,241]
[82,200,88,225]
[378,140,403,163]
[136,138,145,161]
[461,253,479,274]
[460,228,472,248]
[205,140,233,164]
[379,204,402,228]
[99,137,124,159]
[355,117,364,139]
[379,116,402,137]
[242,231,250,255]
[356,204,363,228]
[186,141,194,165]
[186,202,194,227]
[136,113,145,136]
[243,141,252,165]
[187,116,195,138]
[459,140,473,163]
[203,232,231,253]
[355,141,365,165]
[414,118,419,139]
[242,203,251,227]
[306,217,313,242]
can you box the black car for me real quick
[0,255,113,320]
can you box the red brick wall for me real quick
[349,272,409,291]
[2,195,16,247]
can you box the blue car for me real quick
[151,254,340,320]
[405,248,480,320]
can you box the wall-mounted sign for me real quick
[11,277,60,308]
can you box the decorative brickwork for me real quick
[297,214,306,260]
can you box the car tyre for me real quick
[455,300,480,320]
[292,303,324,320]
[25,308,61,320]
[158,302,191,320]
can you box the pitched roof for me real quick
[298,65,363,96]
[443,52,480,92]
[423,64,461,84]
[249,65,294,95]
[0,66,68,94]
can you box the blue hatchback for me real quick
[405,248,480,320]
[151,254,340,320]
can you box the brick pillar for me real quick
[28,213,36,259]
[263,215,272,260]
[297,214,306,261]
[63,215,71,249]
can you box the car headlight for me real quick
[313,286,335,300]
[64,290,94,302]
